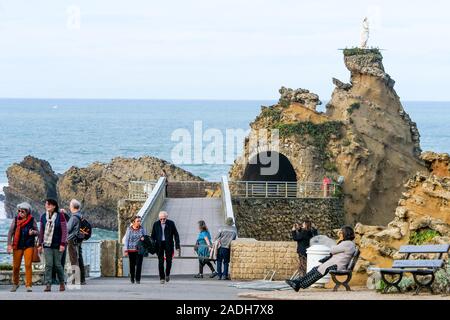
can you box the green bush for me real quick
[0,264,13,271]
[409,229,440,245]
[343,47,381,56]
[323,161,338,172]
[342,138,351,146]
[274,121,344,159]
[347,103,361,115]
[376,277,415,293]
[434,261,450,295]
[260,107,282,122]
[279,99,290,109]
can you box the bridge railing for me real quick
[228,181,339,198]
[128,180,158,201]
[136,177,167,238]
[220,176,238,237]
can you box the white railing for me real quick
[136,177,166,238]
[221,175,236,221]
[228,181,339,198]
[0,235,101,277]
[128,180,158,201]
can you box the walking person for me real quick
[214,217,237,280]
[151,211,180,284]
[286,225,356,291]
[66,199,86,285]
[292,220,318,276]
[38,198,68,292]
[52,209,70,284]
[123,216,147,284]
[194,220,217,279]
[7,202,39,292]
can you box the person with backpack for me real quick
[66,199,87,285]
[38,198,68,292]
[123,216,147,284]
[7,202,39,292]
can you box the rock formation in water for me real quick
[57,156,202,229]
[4,155,202,230]
[352,152,450,286]
[3,156,58,220]
[229,48,427,226]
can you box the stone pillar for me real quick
[117,199,144,241]
[100,240,119,277]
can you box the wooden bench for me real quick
[370,244,449,294]
[329,247,360,291]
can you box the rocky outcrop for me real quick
[230,49,427,226]
[57,156,202,229]
[5,155,202,230]
[3,156,58,219]
[279,86,321,111]
[352,152,450,285]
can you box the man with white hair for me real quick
[151,211,180,284]
[66,199,86,285]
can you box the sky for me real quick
[0,0,449,101]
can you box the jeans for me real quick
[216,247,231,278]
[128,252,144,282]
[157,241,172,280]
[44,248,64,285]
[68,239,86,284]
[199,258,215,274]
[12,248,33,287]
[52,247,67,284]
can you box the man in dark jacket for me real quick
[151,211,180,284]
[292,221,318,276]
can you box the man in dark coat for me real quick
[151,211,180,284]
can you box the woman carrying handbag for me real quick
[194,220,217,279]
[6,202,39,292]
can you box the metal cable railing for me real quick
[228,181,340,199]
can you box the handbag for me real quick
[32,244,41,263]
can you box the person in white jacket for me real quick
[285,226,356,292]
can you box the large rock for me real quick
[230,49,427,226]
[4,156,58,219]
[57,156,202,230]
[353,152,450,285]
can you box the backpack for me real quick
[74,215,92,242]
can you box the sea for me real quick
[0,99,449,251]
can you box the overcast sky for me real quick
[0,0,449,100]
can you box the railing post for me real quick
[265,182,268,198]
[285,182,288,198]
[245,181,248,198]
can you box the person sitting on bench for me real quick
[286,225,356,292]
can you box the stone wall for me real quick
[167,181,221,198]
[100,240,121,277]
[232,198,344,240]
[230,239,299,280]
[117,199,144,241]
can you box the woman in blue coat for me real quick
[194,220,217,278]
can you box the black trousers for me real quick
[157,242,173,280]
[128,252,144,282]
[199,259,215,274]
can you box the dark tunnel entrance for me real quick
[242,151,297,182]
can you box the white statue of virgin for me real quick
[360,17,369,49]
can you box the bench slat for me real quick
[398,244,450,254]
[392,259,443,268]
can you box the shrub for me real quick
[0,264,13,271]
[260,107,282,122]
[342,138,351,146]
[279,99,290,109]
[409,229,440,245]
[343,47,381,57]
[434,261,450,295]
[274,121,344,159]
[347,103,361,115]
[323,161,338,172]
[376,276,415,293]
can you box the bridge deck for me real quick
[139,197,224,276]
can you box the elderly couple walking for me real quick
[7,199,88,292]
[123,211,180,284]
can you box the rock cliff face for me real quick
[5,155,202,230]
[229,49,427,225]
[352,152,450,286]
[3,156,58,219]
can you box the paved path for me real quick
[0,276,252,300]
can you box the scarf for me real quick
[13,214,32,250]
[43,211,57,247]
